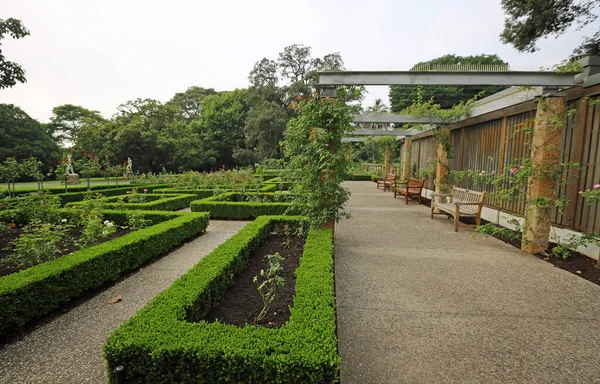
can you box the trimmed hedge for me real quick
[103,216,339,383]
[153,188,214,199]
[6,183,144,197]
[345,173,374,181]
[190,192,297,219]
[0,210,210,336]
[56,184,168,205]
[80,193,197,211]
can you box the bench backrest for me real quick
[384,174,397,181]
[451,187,486,214]
[407,178,425,187]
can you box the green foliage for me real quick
[283,97,354,227]
[0,18,29,89]
[0,211,209,336]
[551,232,600,259]
[125,211,151,231]
[389,54,508,111]
[0,106,61,174]
[1,193,61,224]
[77,205,117,247]
[166,86,217,121]
[191,192,297,219]
[254,252,285,322]
[500,0,599,53]
[476,222,521,242]
[82,193,197,212]
[48,104,105,146]
[2,220,69,269]
[103,216,339,383]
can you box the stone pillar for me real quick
[401,139,412,181]
[435,128,450,195]
[522,96,565,254]
[384,143,391,175]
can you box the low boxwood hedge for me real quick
[153,188,214,199]
[56,184,168,205]
[103,215,339,383]
[346,173,374,181]
[0,210,210,336]
[80,193,197,211]
[190,192,298,219]
[6,183,141,197]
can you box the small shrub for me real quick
[551,232,600,259]
[476,223,520,242]
[254,252,285,322]
[126,212,151,231]
[2,220,69,269]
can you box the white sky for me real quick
[1,0,599,122]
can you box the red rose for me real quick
[295,95,301,101]
[49,165,54,169]
[64,157,69,162]
[58,160,62,165]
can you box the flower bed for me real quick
[190,192,298,219]
[103,216,339,383]
[0,210,209,336]
[79,193,197,211]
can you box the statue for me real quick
[66,154,75,175]
[126,157,133,173]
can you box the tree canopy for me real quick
[48,104,105,146]
[0,18,30,89]
[499,0,599,53]
[0,104,61,169]
[389,54,509,112]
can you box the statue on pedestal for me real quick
[123,157,134,180]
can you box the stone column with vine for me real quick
[521,95,566,254]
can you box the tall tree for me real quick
[49,104,105,146]
[166,86,217,121]
[362,99,390,129]
[248,58,278,87]
[0,18,29,89]
[278,44,314,85]
[196,89,248,168]
[573,30,600,56]
[389,54,509,112]
[0,104,60,169]
[500,0,599,53]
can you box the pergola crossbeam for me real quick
[317,71,578,87]
[353,114,446,124]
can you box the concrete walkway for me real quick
[0,220,249,384]
[335,181,600,384]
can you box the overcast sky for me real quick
[2,0,598,122]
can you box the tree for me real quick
[278,44,314,85]
[196,89,248,168]
[362,99,390,130]
[0,18,29,89]
[500,0,599,53]
[0,104,61,170]
[389,54,509,112]
[166,86,217,121]
[573,30,600,56]
[48,104,105,146]
[248,58,278,87]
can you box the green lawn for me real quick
[1,178,132,190]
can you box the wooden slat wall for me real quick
[406,91,600,234]
[570,97,600,233]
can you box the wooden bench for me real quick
[376,173,396,191]
[392,178,425,204]
[431,187,486,232]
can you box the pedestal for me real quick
[123,172,133,181]
[67,174,81,185]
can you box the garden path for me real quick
[335,181,600,384]
[0,220,249,384]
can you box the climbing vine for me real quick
[283,95,354,227]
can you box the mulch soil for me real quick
[206,234,305,328]
[0,226,129,277]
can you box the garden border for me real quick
[82,193,197,211]
[103,215,339,383]
[190,192,297,219]
[0,210,210,336]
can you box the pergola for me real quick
[316,56,600,255]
